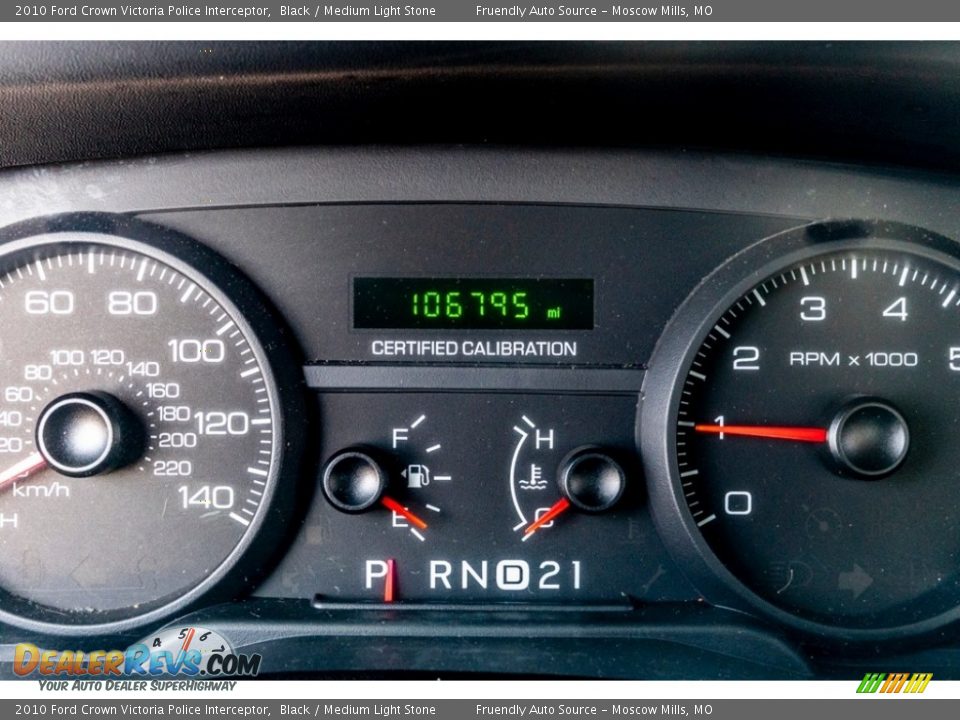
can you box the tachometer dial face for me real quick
[644,225,960,636]
[0,227,287,630]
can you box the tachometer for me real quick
[643,221,960,639]
[0,215,298,632]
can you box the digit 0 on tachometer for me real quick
[0,216,299,632]
[642,221,960,639]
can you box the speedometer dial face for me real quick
[672,240,960,630]
[0,229,283,629]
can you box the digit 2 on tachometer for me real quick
[643,221,960,638]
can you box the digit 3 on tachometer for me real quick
[0,217,299,631]
[643,222,960,638]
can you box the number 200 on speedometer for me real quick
[0,223,294,631]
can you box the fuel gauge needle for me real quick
[522,497,571,540]
[380,496,428,530]
[0,452,48,494]
[694,424,827,443]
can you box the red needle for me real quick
[694,424,828,443]
[381,496,428,530]
[0,452,48,493]
[523,497,572,538]
[180,627,196,653]
[384,558,396,603]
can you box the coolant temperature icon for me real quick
[510,415,563,536]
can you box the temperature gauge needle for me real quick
[381,496,428,530]
[0,452,48,493]
[694,424,828,443]
[522,497,572,539]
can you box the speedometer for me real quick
[643,221,960,639]
[0,216,298,632]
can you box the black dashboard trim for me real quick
[3,148,960,237]
[3,42,960,173]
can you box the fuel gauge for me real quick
[321,413,456,543]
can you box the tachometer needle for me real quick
[522,497,572,539]
[0,452,48,493]
[381,496,428,530]
[694,424,828,443]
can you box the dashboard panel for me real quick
[4,41,960,679]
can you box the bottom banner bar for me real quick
[0,700,951,720]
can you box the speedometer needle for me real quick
[694,424,828,443]
[0,452,48,493]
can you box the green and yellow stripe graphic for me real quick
[857,672,933,694]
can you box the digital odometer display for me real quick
[353,278,594,329]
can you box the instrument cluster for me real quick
[1,150,960,678]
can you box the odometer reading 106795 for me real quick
[0,231,282,629]
[353,278,594,329]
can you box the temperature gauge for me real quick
[510,415,627,540]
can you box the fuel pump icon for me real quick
[404,464,430,489]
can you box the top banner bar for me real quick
[5,1,960,22]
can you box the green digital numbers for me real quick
[357,277,591,330]
[414,288,533,322]
[446,291,463,318]
[512,292,529,319]
[470,291,486,316]
[412,291,442,318]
